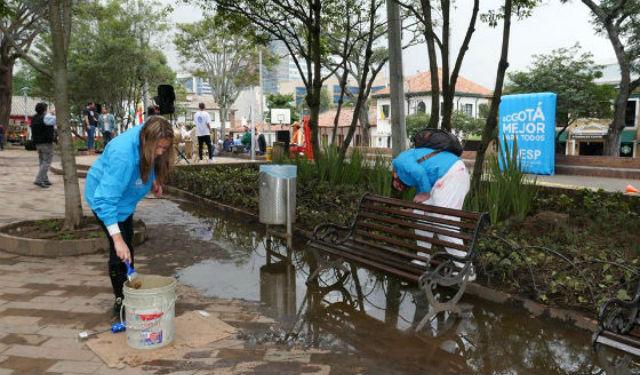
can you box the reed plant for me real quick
[466,139,538,224]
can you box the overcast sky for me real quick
[163,0,616,89]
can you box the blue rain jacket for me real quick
[85,126,154,226]
[392,148,460,193]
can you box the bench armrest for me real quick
[312,223,353,245]
[598,296,640,334]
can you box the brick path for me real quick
[0,146,336,375]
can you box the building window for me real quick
[463,104,473,117]
[626,100,637,127]
[417,101,426,114]
[381,105,390,119]
[322,134,328,145]
[356,134,361,146]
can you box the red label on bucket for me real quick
[137,312,163,321]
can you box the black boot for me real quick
[112,297,124,321]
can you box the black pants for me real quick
[95,213,134,300]
[198,135,213,160]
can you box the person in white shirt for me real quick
[193,103,213,161]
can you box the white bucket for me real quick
[122,275,177,350]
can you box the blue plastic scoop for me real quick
[124,261,141,288]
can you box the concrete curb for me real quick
[0,220,147,257]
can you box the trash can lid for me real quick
[260,165,297,179]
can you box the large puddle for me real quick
[137,197,640,375]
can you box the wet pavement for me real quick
[2,146,640,374]
[141,197,640,375]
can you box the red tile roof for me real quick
[374,69,492,97]
[318,108,377,128]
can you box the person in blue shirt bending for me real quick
[391,146,471,276]
[85,116,175,317]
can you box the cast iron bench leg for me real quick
[415,272,470,332]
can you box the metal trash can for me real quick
[259,165,296,225]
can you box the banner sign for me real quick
[499,92,557,175]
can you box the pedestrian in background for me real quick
[32,102,55,188]
[193,103,213,162]
[83,102,98,152]
[0,124,5,151]
[98,105,116,148]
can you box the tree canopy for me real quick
[505,45,616,129]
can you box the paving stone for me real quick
[264,349,312,363]
[0,355,57,374]
[93,364,150,375]
[0,287,33,295]
[40,337,87,351]
[2,301,72,312]
[0,324,41,335]
[4,344,95,361]
[0,333,48,346]
[38,327,79,338]
[0,316,41,326]
[46,360,102,374]
[29,296,69,304]
[44,290,66,296]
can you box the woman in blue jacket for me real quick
[85,116,175,316]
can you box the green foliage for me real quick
[265,93,299,123]
[505,44,616,127]
[174,12,271,124]
[466,140,537,224]
[28,0,176,117]
[451,110,484,139]
[11,66,35,95]
[477,188,640,313]
[405,113,430,143]
[299,87,332,115]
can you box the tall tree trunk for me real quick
[387,0,407,156]
[308,0,322,161]
[421,0,439,129]
[602,20,630,156]
[444,0,480,132]
[439,0,452,131]
[579,0,635,156]
[359,102,371,147]
[331,69,349,146]
[219,105,227,143]
[50,0,82,229]
[470,0,513,193]
[0,54,14,131]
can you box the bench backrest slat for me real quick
[358,211,472,241]
[360,203,477,230]
[365,194,483,221]
[357,221,468,251]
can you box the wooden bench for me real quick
[594,282,640,356]
[307,193,487,331]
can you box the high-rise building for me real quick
[177,73,212,96]
[262,41,301,95]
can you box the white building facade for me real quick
[371,70,492,148]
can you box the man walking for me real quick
[194,103,213,162]
[98,105,116,147]
[32,103,55,188]
[83,102,98,152]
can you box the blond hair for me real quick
[139,116,175,185]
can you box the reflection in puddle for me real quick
[138,198,640,375]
